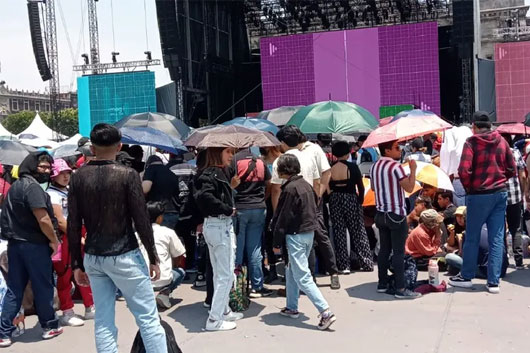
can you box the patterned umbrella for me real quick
[184,125,280,148]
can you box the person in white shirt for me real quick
[143,202,186,310]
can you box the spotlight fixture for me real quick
[81,53,89,65]
[111,51,120,64]
[144,51,152,60]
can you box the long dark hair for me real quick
[201,147,226,171]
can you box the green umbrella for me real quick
[286,101,378,134]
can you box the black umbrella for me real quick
[0,141,37,166]
[114,112,191,140]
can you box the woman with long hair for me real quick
[194,147,242,331]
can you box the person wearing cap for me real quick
[450,111,516,294]
[445,206,467,254]
[405,209,444,265]
[406,138,432,163]
[47,159,95,327]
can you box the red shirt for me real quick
[405,224,441,258]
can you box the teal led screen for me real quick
[77,71,156,136]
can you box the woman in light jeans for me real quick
[195,147,242,331]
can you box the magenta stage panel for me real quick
[260,22,440,118]
[495,42,530,123]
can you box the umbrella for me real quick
[402,161,454,191]
[363,113,452,148]
[287,101,379,134]
[114,112,191,140]
[257,106,303,126]
[52,144,81,159]
[20,137,59,149]
[379,117,393,126]
[496,123,528,135]
[362,177,422,207]
[222,117,279,134]
[120,127,187,155]
[391,109,440,122]
[184,125,280,148]
[0,141,37,166]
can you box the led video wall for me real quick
[77,71,156,136]
[495,41,530,123]
[260,22,440,118]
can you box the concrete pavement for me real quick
[4,265,530,353]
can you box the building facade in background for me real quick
[0,82,77,120]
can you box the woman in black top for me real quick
[329,141,373,273]
[194,147,242,332]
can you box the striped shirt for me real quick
[370,157,408,216]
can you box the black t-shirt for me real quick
[143,163,180,212]
[0,176,52,244]
[230,150,271,210]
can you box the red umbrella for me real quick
[495,123,528,135]
[363,114,452,148]
[379,117,393,126]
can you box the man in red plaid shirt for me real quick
[449,112,516,294]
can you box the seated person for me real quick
[444,206,466,253]
[405,209,444,269]
[437,191,457,227]
[140,202,187,309]
[407,196,433,230]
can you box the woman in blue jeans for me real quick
[195,147,242,332]
[272,154,336,331]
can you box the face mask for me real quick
[35,172,50,184]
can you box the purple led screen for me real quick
[260,22,440,117]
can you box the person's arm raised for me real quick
[399,159,417,193]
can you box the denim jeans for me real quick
[155,268,186,294]
[375,212,408,290]
[445,253,463,269]
[235,208,266,290]
[203,216,236,322]
[0,241,59,338]
[452,179,466,207]
[462,192,507,285]
[285,232,329,313]
[84,249,167,353]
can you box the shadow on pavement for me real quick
[345,282,397,302]
[501,267,530,288]
[13,322,45,344]
[260,312,317,331]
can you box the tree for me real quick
[1,109,79,137]
[1,111,34,135]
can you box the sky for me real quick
[0,0,172,93]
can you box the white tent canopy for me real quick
[60,133,83,146]
[18,112,66,141]
[0,123,13,137]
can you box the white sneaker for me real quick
[84,306,95,320]
[60,311,84,327]
[223,311,244,322]
[205,320,237,331]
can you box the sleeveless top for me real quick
[329,161,362,194]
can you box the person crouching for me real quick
[271,154,336,330]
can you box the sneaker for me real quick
[395,289,422,299]
[203,302,211,309]
[84,306,95,320]
[0,338,12,348]
[317,311,336,331]
[60,310,84,327]
[280,308,299,319]
[205,320,237,331]
[486,283,500,294]
[339,269,351,275]
[116,295,125,302]
[516,263,525,270]
[376,284,388,293]
[223,311,244,322]
[448,274,473,289]
[330,274,341,290]
[194,274,206,287]
[42,327,63,340]
[156,293,172,309]
[249,287,274,298]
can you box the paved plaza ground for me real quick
[4,264,530,353]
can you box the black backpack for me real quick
[174,177,203,234]
[130,319,182,353]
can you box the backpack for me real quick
[130,319,182,353]
[175,178,203,234]
[229,265,250,312]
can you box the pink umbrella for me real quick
[363,114,452,148]
[495,123,528,135]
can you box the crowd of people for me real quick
[0,109,525,351]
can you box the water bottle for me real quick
[428,259,439,286]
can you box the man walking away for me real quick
[0,152,62,347]
[449,112,516,294]
[68,124,167,353]
[370,140,421,299]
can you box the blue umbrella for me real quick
[222,117,279,134]
[120,127,187,155]
[391,109,439,122]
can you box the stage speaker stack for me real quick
[27,2,51,81]
[155,0,181,81]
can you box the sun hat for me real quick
[51,158,72,178]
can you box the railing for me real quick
[493,26,530,38]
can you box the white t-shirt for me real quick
[301,141,331,177]
[47,186,68,218]
[138,223,186,288]
[271,148,318,186]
